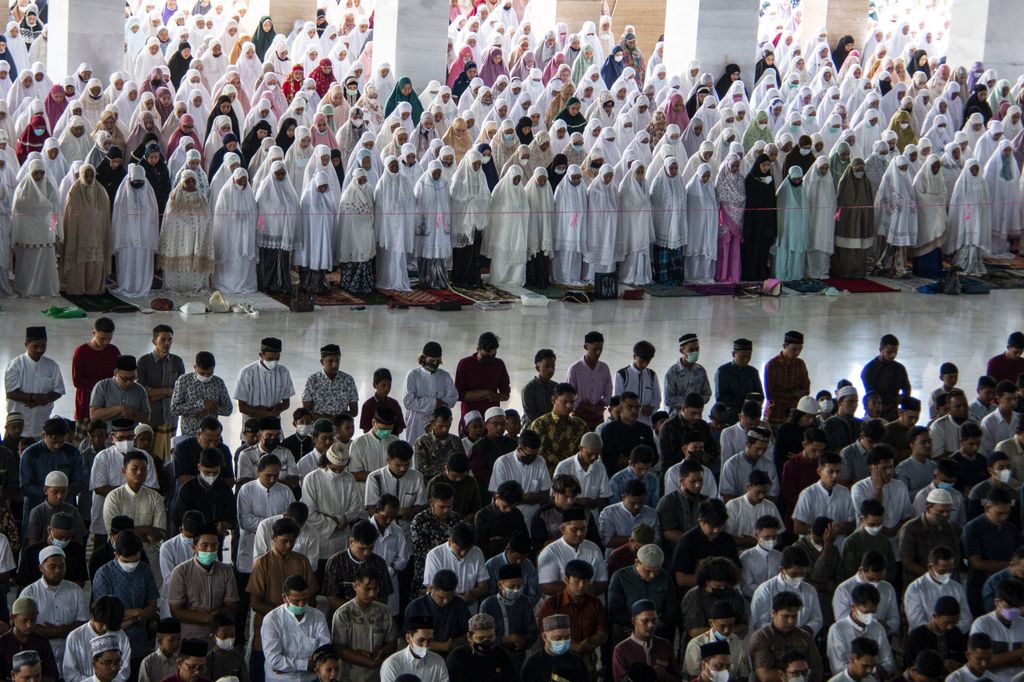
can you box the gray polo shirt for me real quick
[90,378,151,417]
[166,558,240,639]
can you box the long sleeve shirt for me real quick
[860,357,911,420]
[401,366,459,443]
[169,372,233,438]
[260,604,330,682]
[71,342,120,421]
[137,351,186,428]
[763,354,810,426]
[19,442,85,516]
[663,360,711,411]
[63,622,131,682]
[714,361,764,418]
[236,480,293,572]
[5,352,65,437]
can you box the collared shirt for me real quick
[331,599,397,682]
[489,451,552,526]
[234,360,295,408]
[750,573,824,635]
[824,413,863,453]
[302,369,359,417]
[982,410,1021,455]
[929,415,968,456]
[166,559,239,639]
[322,549,393,604]
[614,363,663,425]
[971,399,997,425]
[792,481,856,542]
[301,467,365,558]
[553,454,611,502]
[748,624,824,682]
[598,419,658,474]
[422,542,487,592]
[138,649,177,682]
[409,509,462,593]
[236,480,293,572]
[454,354,511,422]
[103,484,166,550]
[158,533,194,617]
[839,440,869,483]
[611,635,675,681]
[851,478,913,529]
[661,460,719,502]
[597,502,659,551]
[169,372,233,438]
[565,357,613,409]
[720,451,780,498]
[998,436,1024,480]
[63,622,131,682]
[529,411,590,473]
[536,590,607,643]
[235,444,298,482]
[90,378,151,417]
[763,353,810,425]
[92,559,160,655]
[253,513,321,566]
[348,432,400,489]
[826,615,895,675]
[683,630,749,677]
[90,445,160,533]
[832,573,900,634]
[970,611,1024,682]
[5,352,65,436]
[861,357,911,418]
[137,351,186,428]
[379,646,448,682]
[369,514,410,614]
[248,549,318,650]
[521,377,556,425]
[655,490,705,542]
[403,593,471,643]
[484,552,540,605]
[401,366,458,444]
[25,500,87,545]
[740,545,783,597]
[725,494,783,539]
[608,467,660,508]
[947,665,987,682]
[18,578,89,667]
[897,513,963,579]
[480,592,539,667]
[607,565,679,639]
[663,360,711,411]
[903,571,972,632]
[537,537,608,585]
[261,603,330,682]
[414,432,464,481]
[895,456,937,500]
[714,360,764,418]
[171,476,237,532]
[365,465,427,512]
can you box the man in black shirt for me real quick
[530,475,602,554]
[88,515,150,578]
[474,481,529,559]
[445,612,516,681]
[861,334,911,422]
[600,392,657,475]
[715,338,764,424]
[902,595,966,673]
[658,393,718,473]
[280,407,315,462]
[171,416,234,493]
[171,447,238,532]
[18,512,89,586]
[521,613,588,681]
[670,499,738,589]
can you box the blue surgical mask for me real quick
[549,638,571,655]
[52,537,70,549]
[937,481,954,491]
[197,550,217,567]
[287,603,307,616]
[712,629,728,641]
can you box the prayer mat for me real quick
[268,287,382,307]
[782,279,829,294]
[685,283,743,296]
[643,284,701,297]
[959,277,993,294]
[524,284,594,299]
[866,275,936,292]
[61,292,139,313]
[984,254,1024,269]
[378,288,474,307]
[451,284,520,303]
[821,277,900,293]
[980,270,1024,289]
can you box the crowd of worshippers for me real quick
[4,316,1024,681]
[0,0,1018,300]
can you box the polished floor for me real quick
[3,289,1021,441]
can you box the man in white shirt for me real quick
[597,479,659,555]
[102,451,166,577]
[261,574,330,682]
[4,326,64,438]
[348,406,400,493]
[946,633,995,682]
[719,427,779,500]
[368,496,410,615]
[749,545,823,635]
[971,576,1024,682]
[719,401,775,462]
[422,523,488,604]
[537,507,608,596]
[553,432,610,515]
[88,418,159,545]
[739,515,782,597]
[379,615,449,682]
[792,451,858,543]
[903,543,972,631]
[62,596,131,682]
[488,429,551,527]
[981,381,1022,455]
[365,440,427,519]
[613,341,662,426]
[826,583,896,677]
[254,502,322,568]
[724,469,783,546]
[929,390,971,457]
[826,636,880,682]
[850,446,913,540]
[18,546,89,668]
[235,416,300,491]
[833,551,900,635]
[234,337,295,420]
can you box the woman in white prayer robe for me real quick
[582,163,618,283]
[374,156,415,291]
[912,154,948,279]
[58,116,93,164]
[804,155,837,278]
[255,159,301,294]
[12,158,59,296]
[684,163,718,284]
[284,126,315,194]
[524,166,555,288]
[111,163,160,298]
[0,161,12,296]
[649,156,687,284]
[945,159,991,276]
[449,148,491,289]
[617,160,654,286]
[973,121,1004,169]
[294,170,336,293]
[939,143,963,205]
[413,160,452,289]
[303,143,341,201]
[336,167,377,294]
[874,155,918,277]
[208,151,239,204]
[548,164,587,286]
[482,164,529,287]
[983,139,1020,258]
[211,167,259,294]
[158,169,214,291]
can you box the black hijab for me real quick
[330,148,345,186]
[754,52,778,87]
[686,86,710,118]
[167,43,192,88]
[546,153,568,191]
[142,143,172,216]
[515,116,534,145]
[965,87,993,124]
[95,147,127,207]
[452,61,477,102]
[209,133,244,179]
[908,49,931,79]
[714,64,741,99]
[476,143,498,191]
[241,120,272,162]
[744,154,777,209]
[275,117,298,152]
[131,133,162,163]
[205,95,241,142]
[831,36,855,70]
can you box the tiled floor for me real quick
[3,288,1020,441]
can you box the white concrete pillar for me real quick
[245,0,316,38]
[663,0,760,88]
[46,0,124,82]
[948,0,1024,82]
[798,0,870,48]
[372,0,450,97]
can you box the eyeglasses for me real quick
[182,663,206,673]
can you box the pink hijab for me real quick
[662,92,690,130]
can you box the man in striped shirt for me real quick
[234,337,294,420]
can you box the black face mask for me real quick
[518,451,537,465]
[263,437,280,451]
[472,640,495,655]
[130,180,145,188]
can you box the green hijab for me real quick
[571,45,596,85]
[384,76,424,121]
[742,110,774,152]
[252,15,276,61]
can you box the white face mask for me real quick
[863,524,882,536]
[900,122,910,129]
[857,610,874,625]
[199,472,218,485]
[710,669,730,682]
[799,148,811,156]
[410,643,429,658]
[758,538,777,551]
[999,468,1012,483]
[214,637,234,650]
[115,439,134,454]
[196,373,213,383]
[263,359,278,370]
[296,424,314,437]
[783,573,804,588]
[119,560,139,573]
[614,54,623,63]
[931,571,951,585]
[818,399,834,413]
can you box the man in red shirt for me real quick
[455,332,510,432]
[71,318,119,438]
[986,332,1024,384]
